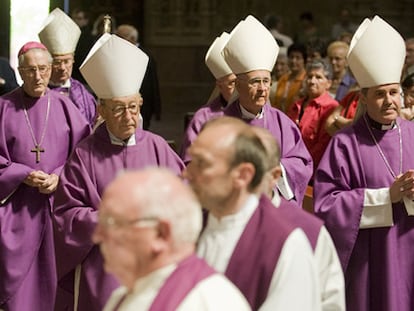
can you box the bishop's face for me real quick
[18,49,51,97]
[50,53,74,85]
[362,83,401,124]
[236,70,272,115]
[216,73,236,103]
[98,94,143,140]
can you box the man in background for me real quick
[0,56,18,95]
[116,24,161,130]
[39,8,97,126]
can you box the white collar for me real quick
[49,79,71,88]
[207,194,259,230]
[239,103,264,120]
[107,129,136,146]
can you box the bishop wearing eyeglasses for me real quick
[0,41,90,311]
[180,16,313,206]
[52,33,185,311]
[39,8,97,126]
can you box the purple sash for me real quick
[225,195,295,310]
[149,255,215,311]
[278,197,323,250]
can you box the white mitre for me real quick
[38,8,81,55]
[222,15,279,74]
[347,15,405,88]
[80,34,149,99]
[205,32,232,79]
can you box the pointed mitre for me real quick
[222,15,279,74]
[205,32,232,79]
[80,33,149,99]
[38,8,81,55]
[347,15,405,88]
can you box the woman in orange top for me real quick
[272,43,307,113]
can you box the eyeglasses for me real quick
[238,77,272,89]
[98,215,159,229]
[52,58,74,68]
[19,65,50,76]
[109,103,140,117]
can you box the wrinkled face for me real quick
[274,56,289,80]
[403,85,414,108]
[288,51,305,74]
[328,47,347,76]
[216,73,236,102]
[51,54,74,84]
[306,68,331,98]
[92,189,158,282]
[362,83,401,124]
[183,125,236,212]
[18,49,51,97]
[98,94,143,140]
[236,70,271,115]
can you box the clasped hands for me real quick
[390,170,414,203]
[24,170,59,194]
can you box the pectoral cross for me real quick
[31,144,44,163]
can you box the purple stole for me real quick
[277,197,323,250]
[224,195,296,310]
[148,255,215,311]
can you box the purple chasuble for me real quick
[224,195,296,310]
[49,77,97,126]
[224,101,313,205]
[180,95,226,162]
[0,87,90,310]
[277,197,323,250]
[314,114,414,311]
[149,255,215,311]
[53,123,185,311]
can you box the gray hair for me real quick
[128,168,202,247]
[306,59,333,80]
[18,48,52,67]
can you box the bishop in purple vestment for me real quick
[49,77,97,126]
[314,16,414,311]
[53,33,185,311]
[179,32,236,161]
[183,16,313,204]
[39,8,97,126]
[0,42,90,311]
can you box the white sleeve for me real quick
[178,274,251,311]
[259,228,322,311]
[276,162,294,200]
[360,188,394,228]
[314,226,346,311]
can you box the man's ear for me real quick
[151,220,171,254]
[270,166,282,184]
[97,102,107,119]
[359,92,367,105]
[232,162,256,189]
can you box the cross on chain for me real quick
[31,144,45,163]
